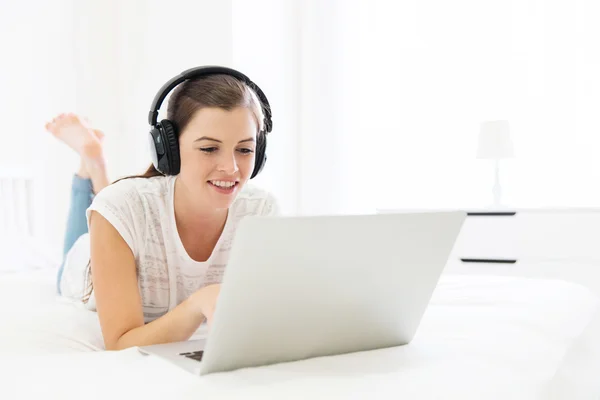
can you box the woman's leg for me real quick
[45,113,110,293]
[56,173,94,292]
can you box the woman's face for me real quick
[177,106,258,210]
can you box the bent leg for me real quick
[56,174,94,294]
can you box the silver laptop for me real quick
[138,211,466,375]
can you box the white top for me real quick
[59,175,279,322]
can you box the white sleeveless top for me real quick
[59,175,279,323]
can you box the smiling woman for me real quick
[179,107,260,208]
[50,66,280,351]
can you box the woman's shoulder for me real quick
[231,183,280,216]
[86,175,173,253]
[94,175,171,204]
[89,175,173,221]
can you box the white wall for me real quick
[357,0,600,210]
[231,0,376,216]
[5,0,600,253]
[245,0,600,214]
[109,0,234,178]
[73,0,234,180]
[231,0,301,215]
[1,0,77,254]
[1,0,234,252]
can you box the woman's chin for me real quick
[206,190,237,209]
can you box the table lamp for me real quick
[477,120,514,208]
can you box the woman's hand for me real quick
[190,284,222,327]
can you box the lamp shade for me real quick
[476,120,514,159]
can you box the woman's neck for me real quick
[172,177,228,262]
[173,178,228,232]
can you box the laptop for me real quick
[138,211,466,375]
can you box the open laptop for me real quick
[138,211,466,375]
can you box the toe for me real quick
[92,129,105,140]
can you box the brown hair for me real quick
[82,74,266,303]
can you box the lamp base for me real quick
[488,160,512,210]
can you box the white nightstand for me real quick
[379,207,600,298]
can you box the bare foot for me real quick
[92,128,105,141]
[45,113,103,160]
[75,129,105,180]
[46,114,109,193]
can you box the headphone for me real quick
[147,65,273,178]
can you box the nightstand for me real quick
[379,207,600,298]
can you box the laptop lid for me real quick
[199,211,466,375]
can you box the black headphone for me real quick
[147,65,273,178]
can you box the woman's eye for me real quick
[200,147,217,153]
[238,148,254,154]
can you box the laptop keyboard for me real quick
[179,350,204,362]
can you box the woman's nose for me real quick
[217,152,239,174]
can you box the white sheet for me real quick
[0,230,60,273]
[0,269,599,399]
[0,268,104,354]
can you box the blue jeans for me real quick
[56,175,95,294]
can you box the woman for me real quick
[46,67,279,351]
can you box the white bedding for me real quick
[0,231,61,273]
[0,268,599,399]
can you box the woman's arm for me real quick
[89,210,217,350]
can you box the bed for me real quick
[1,172,600,399]
[0,268,599,399]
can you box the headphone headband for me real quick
[147,65,273,133]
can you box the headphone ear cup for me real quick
[251,132,267,179]
[148,125,164,174]
[159,120,181,175]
